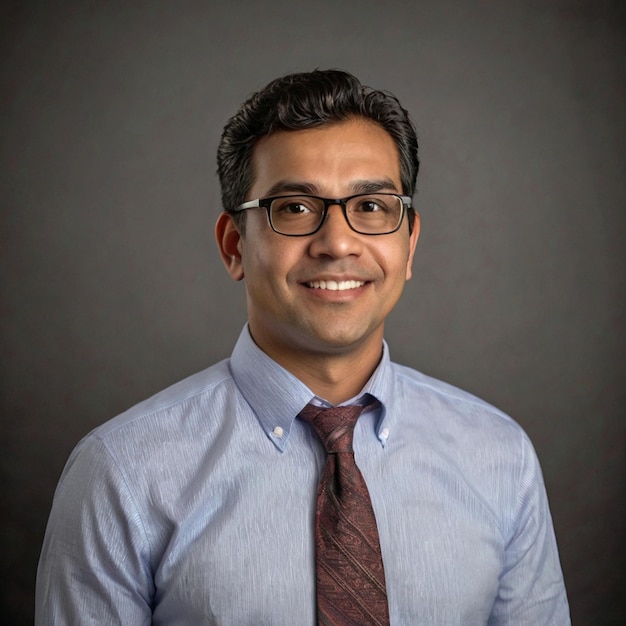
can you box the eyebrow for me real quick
[262,178,400,198]
[351,178,399,194]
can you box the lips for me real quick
[306,279,366,291]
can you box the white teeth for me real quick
[307,280,365,291]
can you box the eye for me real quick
[360,200,383,212]
[354,197,392,213]
[281,202,312,214]
[271,197,317,214]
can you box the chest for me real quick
[148,435,504,624]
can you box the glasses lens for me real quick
[269,196,324,235]
[267,194,405,235]
[346,194,403,234]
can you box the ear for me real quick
[215,212,245,281]
[405,212,420,281]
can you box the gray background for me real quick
[1,0,624,623]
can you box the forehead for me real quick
[249,118,402,197]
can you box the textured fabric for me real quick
[299,404,389,625]
[35,325,571,625]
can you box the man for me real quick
[36,70,570,624]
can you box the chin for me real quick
[301,327,381,354]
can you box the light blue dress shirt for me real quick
[36,326,570,624]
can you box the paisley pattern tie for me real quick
[299,403,390,626]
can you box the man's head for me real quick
[217,69,419,233]
[215,70,420,393]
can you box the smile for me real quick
[306,280,365,291]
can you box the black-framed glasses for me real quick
[233,193,411,236]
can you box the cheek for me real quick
[242,237,301,284]
[379,242,411,279]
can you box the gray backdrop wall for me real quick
[1,0,624,623]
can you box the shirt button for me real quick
[380,428,390,440]
[273,426,284,438]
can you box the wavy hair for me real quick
[217,69,419,232]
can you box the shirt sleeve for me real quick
[488,432,571,625]
[35,435,154,625]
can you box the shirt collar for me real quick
[230,325,396,451]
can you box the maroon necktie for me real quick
[299,403,390,626]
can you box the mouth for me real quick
[306,279,366,291]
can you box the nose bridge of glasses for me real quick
[321,198,352,229]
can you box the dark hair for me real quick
[217,69,419,232]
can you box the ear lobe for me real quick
[405,212,420,281]
[215,212,245,281]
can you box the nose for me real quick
[308,203,364,259]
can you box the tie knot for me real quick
[299,404,365,453]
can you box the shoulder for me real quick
[92,358,235,438]
[391,361,522,432]
[387,363,545,538]
[54,357,251,523]
[66,358,244,474]
[387,361,535,476]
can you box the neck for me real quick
[289,350,383,405]
[251,332,384,405]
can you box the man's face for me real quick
[217,117,420,366]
